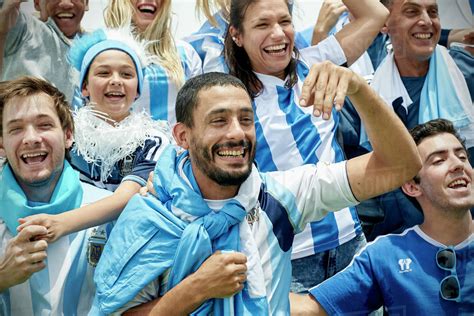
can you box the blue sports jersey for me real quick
[252,37,362,258]
[310,226,474,315]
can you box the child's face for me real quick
[82,50,139,123]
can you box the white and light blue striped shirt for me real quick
[0,183,112,316]
[253,37,363,259]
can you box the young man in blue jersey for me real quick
[293,118,474,315]
[0,76,111,315]
[91,67,421,315]
[340,0,474,241]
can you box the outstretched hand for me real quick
[299,61,364,120]
[17,213,65,243]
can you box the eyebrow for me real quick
[207,106,253,115]
[424,147,467,163]
[94,64,135,70]
[403,2,438,9]
[6,114,54,127]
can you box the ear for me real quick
[64,129,74,150]
[172,123,190,149]
[401,179,422,198]
[229,26,242,47]
[81,82,90,98]
[0,136,4,155]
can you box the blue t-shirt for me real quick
[310,226,474,315]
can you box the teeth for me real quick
[106,92,124,97]
[22,153,46,159]
[448,179,467,188]
[414,33,431,39]
[218,149,245,157]
[265,44,286,52]
[57,13,73,18]
[139,5,156,13]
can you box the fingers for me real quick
[16,225,48,242]
[229,251,247,264]
[17,215,48,232]
[300,65,318,107]
[146,171,157,196]
[139,186,149,196]
[300,62,358,119]
[312,64,329,118]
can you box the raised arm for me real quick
[335,0,388,66]
[310,0,347,46]
[300,61,421,202]
[0,0,24,73]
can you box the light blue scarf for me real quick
[93,145,267,315]
[361,45,473,150]
[0,161,83,235]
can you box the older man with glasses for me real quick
[293,118,474,315]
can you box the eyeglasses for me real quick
[436,247,461,302]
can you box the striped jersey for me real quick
[252,36,362,259]
[0,182,113,316]
[183,11,321,74]
[72,40,202,125]
[98,161,359,314]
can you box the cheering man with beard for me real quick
[90,69,421,315]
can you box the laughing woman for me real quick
[184,0,330,73]
[224,0,388,306]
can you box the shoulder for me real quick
[80,182,113,205]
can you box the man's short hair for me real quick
[0,76,74,136]
[175,72,249,127]
[410,118,466,152]
[404,119,466,212]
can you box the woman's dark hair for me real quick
[224,0,300,98]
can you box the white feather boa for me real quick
[72,106,172,182]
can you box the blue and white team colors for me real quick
[310,226,474,314]
[183,12,229,73]
[91,154,359,314]
[133,40,202,125]
[252,35,363,259]
[72,40,202,125]
[183,11,323,74]
[0,183,113,316]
